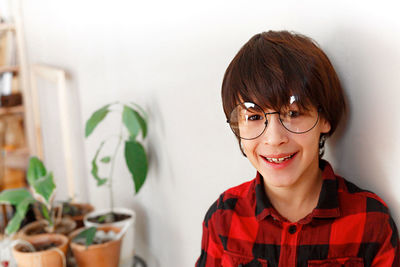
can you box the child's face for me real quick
[241,105,331,189]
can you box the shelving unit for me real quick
[0,23,14,31]
[0,1,41,232]
[0,104,24,115]
[0,24,28,187]
[0,65,18,73]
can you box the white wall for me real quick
[19,0,400,266]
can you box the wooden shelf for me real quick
[0,65,19,74]
[0,23,15,32]
[1,147,28,190]
[3,147,30,170]
[1,169,27,190]
[0,105,24,116]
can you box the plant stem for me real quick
[108,119,124,215]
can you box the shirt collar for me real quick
[253,159,341,222]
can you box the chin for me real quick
[262,172,299,188]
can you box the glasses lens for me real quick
[279,105,319,133]
[229,102,266,139]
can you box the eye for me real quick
[288,110,300,118]
[248,114,263,121]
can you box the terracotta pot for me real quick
[69,226,122,267]
[84,207,135,264]
[62,203,94,228]
[12,233,68,267]
[18,218,76,239]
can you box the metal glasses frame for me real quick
[227,102,321,140]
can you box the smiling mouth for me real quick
[262,153,297,164]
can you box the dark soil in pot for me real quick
[87,212,131,224]
[25,221,75,236]
[16,241,61,253]
[61,203,92,217]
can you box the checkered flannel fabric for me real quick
[196,160,400,267]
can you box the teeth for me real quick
[265,154,294,163]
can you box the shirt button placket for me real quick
[278,223,302,267]
[288,225,297,234]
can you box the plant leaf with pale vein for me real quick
[27,157,55,205]
[5,196,35,235]
[0,188,34,205]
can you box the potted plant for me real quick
[0,156,73,267]
[69,225,125,267]
[57,199,94,228]
[83,102,148,262]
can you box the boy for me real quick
[196,31,399,267]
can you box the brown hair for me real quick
[221,31,346,156]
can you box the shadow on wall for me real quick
[146,95,176,183]
[131,94,181,267]
[326,25,400,222]
[132,202,161,267]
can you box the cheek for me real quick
[241,140,258,155]
[296,133,320,154]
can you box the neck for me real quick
[264,160,323,222]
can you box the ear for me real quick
[320,118,331,134]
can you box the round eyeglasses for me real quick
[227,102,320,140]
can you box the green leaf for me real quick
[122,106,140,139]
[0,189,35,235]
[124,141,148,193]
[133,110,147,139]
[126,104,148,139]
[41,204,52,226]
[91,141,108,186]
[27,157,56,205]
[27,156,47,186]
[5,197,35,235]
[0,189,34,205]
[85,104,110,138]
[73,227,97,248]
[97,215,107,223]
[129,102,148,122]
[100,156,111,163]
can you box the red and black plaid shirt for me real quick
[196,160,400,267]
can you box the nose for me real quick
[261,114,289,146]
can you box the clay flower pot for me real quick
[84,207,135,264]
[18,218,76,239]
[63,203,94,228]
[69,226,122,267]
[12,233,69,267]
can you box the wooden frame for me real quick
[30,64,75,200]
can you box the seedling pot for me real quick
[84,207,136,264]
[61,202,94,228]
[12,233,69,267]
[69,226,122,267]
[18,218,76,239]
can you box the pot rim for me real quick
[12,233,69,255]
[18,218,77,236]
[84,207,136,226]
[69,226,122,250]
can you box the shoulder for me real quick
[336,176,390,215]
[336,176,399,241]
[337,176,400,259]
[203,179,255,227]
